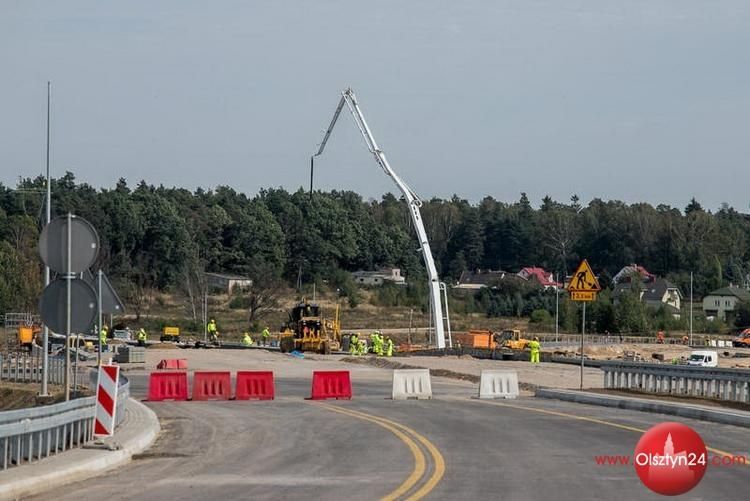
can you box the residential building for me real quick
[517,267,562,290]
[455,269,513,290]
[352,268,406,286]
[702,286,750,321]
[205,272,253,294]
[613,277,683,318]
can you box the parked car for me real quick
[686,350,718,367]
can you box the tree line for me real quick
[1,172,749,331]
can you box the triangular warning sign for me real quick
[567,259,601,292]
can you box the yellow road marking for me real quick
[315,403,445,500]
[471,399,749,467]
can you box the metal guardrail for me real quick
[0,353,66,385]
[0,370,130,470]
[600,361,750,403]
[0,396,95,470]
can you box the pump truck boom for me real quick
[311,88,451,349]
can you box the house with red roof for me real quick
[517,267,562,290]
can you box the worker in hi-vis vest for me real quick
[100,325,108,351]
[529,337,541,364]
[242,332,254,346]
[137,328,147,346]
[207,319,219,342]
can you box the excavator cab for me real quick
[280,301,340,354]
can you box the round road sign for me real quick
[39,278,98,334]
[39,215,99,274]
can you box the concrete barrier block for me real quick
[478,370,519,399]
[392,369,432,400]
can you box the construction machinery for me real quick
[454,330,497,349]
[17,325,40,348]
[279,300,341,354]
[160,326,181,343]
[496,329,530,351]
[312,88,451,349]
[734,329,750,348]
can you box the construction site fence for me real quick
[0,352,66,386]
[601,361,750,403]
[0,372,129,471]
[530,333,721,346]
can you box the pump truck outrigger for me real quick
[311,88,452,349]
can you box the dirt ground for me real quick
[0,382,68,411]
[551,343,750,369]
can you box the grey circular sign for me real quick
[39,215,99,274]
[39,278,98,334]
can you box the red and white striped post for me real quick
[94,364,120,437]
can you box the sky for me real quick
[1,1,749,211]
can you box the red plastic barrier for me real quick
[235,371,275,400]
[157,359,188,370]
[310,371,352,400]
[148,372,189,401]
[192,371,232,401]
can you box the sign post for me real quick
[38,214,100,401]
[567,259,601,390]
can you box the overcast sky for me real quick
[2,1,749,211]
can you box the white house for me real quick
[702,286,750,321]
[205,272,253,294]
[351,268,406,286]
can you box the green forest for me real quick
[2,172,749,334]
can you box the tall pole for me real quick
[41,81,51,397]
[97,270,103,366]
[689,271,694,346]
[555,276,560,343]
[580,302,586,390]
[65,213,72,401]
[203,291,208,343]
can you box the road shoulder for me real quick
[0,398,160,501]
[536,388,750,428]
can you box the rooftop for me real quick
[706,286,750,302]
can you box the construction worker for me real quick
[371,332,381,356]
[207,318,219,343]
[350,333,359,355]
[358,337,367,356]
[385,337,394,357]
[137,327,147,347]
[261,326,271,346]
[99,325,108,352]
[242,332,254,346]
[529,337,541,364]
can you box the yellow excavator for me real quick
[279,300,341,354]
[496,329,530,350]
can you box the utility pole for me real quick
[555,274,560,343]
[203,291,208,343]
[41,81,52,397]
[689,271,694,346]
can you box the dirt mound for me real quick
[147,343,179,350]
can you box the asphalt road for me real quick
[34,374,749,501]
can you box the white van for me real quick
[687,350,718,367]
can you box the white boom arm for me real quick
[313,88,450,349]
